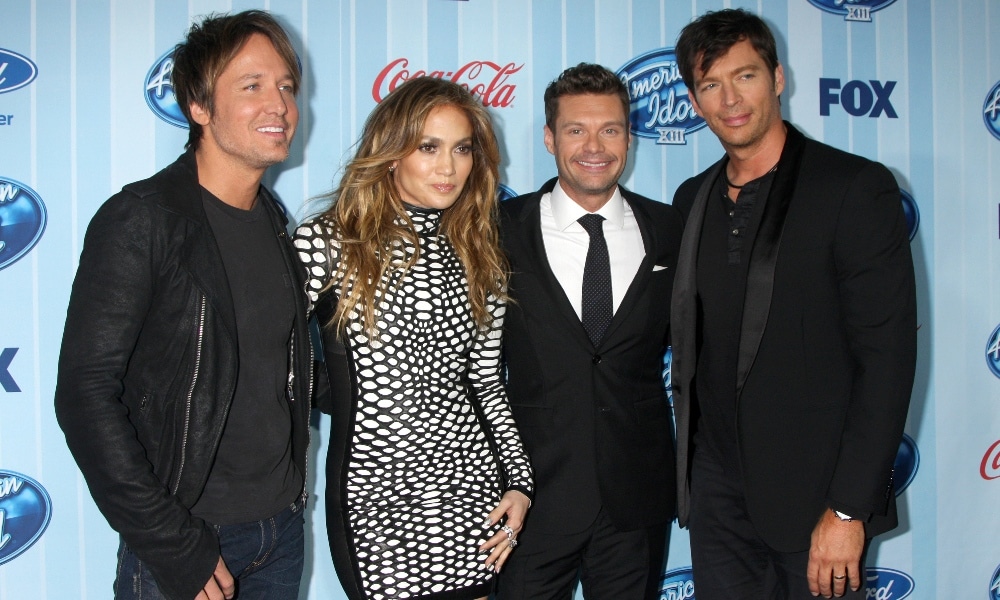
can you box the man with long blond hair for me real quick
[294,77,533,600]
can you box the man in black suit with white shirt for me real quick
[498,63,683,600]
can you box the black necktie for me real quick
[578,214,612,346]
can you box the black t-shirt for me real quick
[191,188,302,524]
[693,166,775,478]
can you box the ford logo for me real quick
[866,567,914,599]
[986,323,1000,379]
[0,177,47,271]
[0,471,53,566]
[145,48,188,129]
[899,189,918,241]
[497,183,517,202]
[616,49,706,146]
[662,346,672,407]
[984,80,1000,142]
[0,48,38,94]
[892,433,918,496]
[808,0,899,22]
[989,562,1000,600]
[658,566,694,600]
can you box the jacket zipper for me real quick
[172,295,205,494]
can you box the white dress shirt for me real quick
[539,180,646,319]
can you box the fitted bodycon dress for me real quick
[294,206,533,600]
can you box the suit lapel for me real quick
[735,124,807,396]
[514,185,594,348]
[599,189,654,345]
[672,160,724,381]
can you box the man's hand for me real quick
[807,509,864,597]
[195,557,234,600]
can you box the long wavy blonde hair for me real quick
[319,76,507,335]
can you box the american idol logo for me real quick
[659,567,694,600]
[0,48,38,94]
[145,49,188,129]
[808,0,898,22]
[0,177,47,271]
[892,433,918,495]
[986,323,1000,379]
[617,49,706,145]
[989,563,1000,600]
[984,80,1000,141]
[899,189,918,241]
[866,567,914,599]
[497,183,517,203]
[0,471,52,566]
[662,346,673,407]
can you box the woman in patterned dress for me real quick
[294,77,533,600]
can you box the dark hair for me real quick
[172,10,300,150]
[543,63,630,130]
[675,8,779,93]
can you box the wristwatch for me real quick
[832,509,854,522]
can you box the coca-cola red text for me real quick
[981,439,1000,480]
[372,58,524,108]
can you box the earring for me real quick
[388,165,396,172]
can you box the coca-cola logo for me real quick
[616,48,706,145]
[372,59,523,108]
[981,440,1000,480]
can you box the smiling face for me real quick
[189,33,298,177]
[392,104,474,211]
[688,38,785,155]
[543,93,630,211]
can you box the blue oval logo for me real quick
[986,323,1000,379]
[984,80,1000,142]
[662,346,673,407]
[0,177,47,271]
[0,48,38,94]
[145,49,188,129]
[892,433,919,496]
[899,189,918,241]
[808,0,898,21]
[866,567,914,599]
[659,567,695,599]
[989,562,1000,600]
[497,183,518,202]
[0,471,53,566]
[617,49,706,145]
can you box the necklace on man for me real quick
[724,160,779,189]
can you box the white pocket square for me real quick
[652,264,669,272]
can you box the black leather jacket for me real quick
[55,150,313,600]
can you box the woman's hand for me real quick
[479,489,531,574]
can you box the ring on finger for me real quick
[501,525,514,540]
[508,538,518,549]
[833,574,846,580]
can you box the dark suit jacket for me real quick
[501,177,683,534]
[670,123,917,552]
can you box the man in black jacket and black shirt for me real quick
[55,10,312,600]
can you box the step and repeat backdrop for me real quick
[1,0,999,598]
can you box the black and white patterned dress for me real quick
[294,206,533,600]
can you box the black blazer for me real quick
[670,124,917,552]
[501,178,683,534]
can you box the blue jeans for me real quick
[115,497,305,599]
